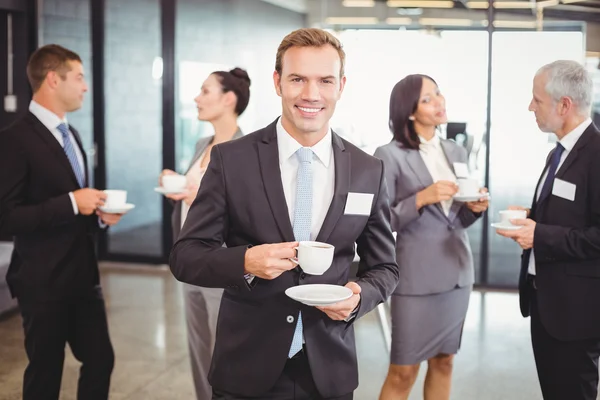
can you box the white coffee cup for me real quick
[162,174,187,191]
[499,209,527,226]
[292,241,335,276]
[457,178,479,196]
[104,190,127,207]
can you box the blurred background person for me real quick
[375,74,489,400]
[159,67,250,400]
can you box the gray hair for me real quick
[536,60,593,114]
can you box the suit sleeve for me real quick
[169,145,249,289]
[353,159,400,321]
[0,130,76,235]
[534,153,600,261]
[373,146,422,232]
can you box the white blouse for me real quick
[418,135,456,216]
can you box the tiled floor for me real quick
[0,263,562,399]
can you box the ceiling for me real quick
[260,0,600,25]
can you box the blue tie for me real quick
[538,143,565,204]
[288,147,313,358]
[57,123,85,187]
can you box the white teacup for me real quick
[499,209,527,226]
[457,178,480,196]
[293,241,335,276]
[162,174,187,191]
[104,190,127,207]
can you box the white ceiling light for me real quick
[325,17,380,24]
[343,0,376,6]
[387,1,455,8]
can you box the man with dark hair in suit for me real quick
[498,60,600,400]
[170,28,400,400]
[0,44,123,400]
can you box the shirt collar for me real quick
[276,117,333,167]
[558,118,592,153]
[418,134,441,150]
[29,100,69,132]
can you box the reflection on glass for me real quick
[104,0,162,257]
[488,31,584,286]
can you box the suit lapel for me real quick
[537,124,597,210]
[257,123,295,242]
[26,112,80,187]
[555,124,596,180]
[315,133,350,244]
[405,147,446,219]
[186,129,244,174]
[440,140,463,221]
[186,137,212,174]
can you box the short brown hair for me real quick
[26,44,82,93]
[275,28,345,78]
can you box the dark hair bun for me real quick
[229,67,251,87]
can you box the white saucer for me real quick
[454,192,490,202]
[154,187,186,195]
[99,203,135,214]
[491,222,522,231]
[285,284,353,306]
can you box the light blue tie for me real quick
[288,147,313,358]
[57,123,85,187]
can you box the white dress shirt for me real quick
[277,118,335,240]
[528,117,592,275]
[29,101,85,215]
[419,135,456,216]
[245,119,335,287]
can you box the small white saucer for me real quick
[491,222,522,231]
[454,192,490,202]
[99,203,135,214]
[285,284,353,306]
[154,187,186,195]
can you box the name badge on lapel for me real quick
[452,162,469,178]
[552,178,576,201]
[344,192,374,216]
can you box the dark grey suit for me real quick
[374,139,479,295]
[169,119,399,398]
[374,138,481,365]
[170,130,242,400]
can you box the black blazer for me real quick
[170,119,399,398]
[0,112,101,301]
[519,123,600,341]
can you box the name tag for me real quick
[552,178,576,201]
[453,162,469,178]
[344,192,374,216]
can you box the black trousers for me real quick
[18,287,114,400]
[212,350,353,400]
[529,276,600,400]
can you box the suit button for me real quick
[448,225,455,231]
[300,273,307,279]
[287,315,295,323]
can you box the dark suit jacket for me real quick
[0,112,101,301]
[170,130,243,242]
[170,119,399,398]
[519,123,600,341]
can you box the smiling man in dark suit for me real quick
[498,60,600,400]
[170,28,399,400]
[0,44,123,400]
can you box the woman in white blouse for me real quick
[159,67,250,400]
[374,75,489,400]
